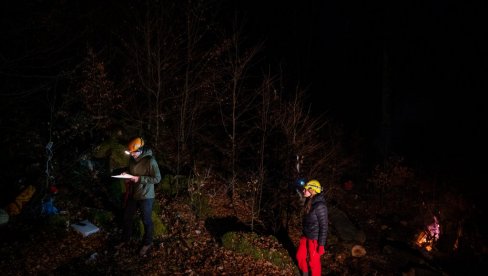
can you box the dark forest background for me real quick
[0,0,344,226]
[1,0,487,274]
[0,0,486,247]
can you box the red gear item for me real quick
[296,236,322,276]
[318,245,325,255]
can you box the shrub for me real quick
[89,209,115,228]
[43,214,71,238]
[190,192,211,219]
[158,175,189,197]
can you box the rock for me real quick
[329,206,366,243]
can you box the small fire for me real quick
[428,215,440,240]
[415,215,440,252]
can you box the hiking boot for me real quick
[139,244,152,256]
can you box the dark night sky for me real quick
[237,0,487,182]
[1,0,486,184]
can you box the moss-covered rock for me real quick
[221,231,293,269]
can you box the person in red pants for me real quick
[296,179,328,276]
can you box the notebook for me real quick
[71,220,100,237]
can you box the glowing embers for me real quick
[415,215,440,252]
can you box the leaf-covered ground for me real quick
[1,180,484,275]
[1,187,300,276]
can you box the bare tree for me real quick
[213,22,263,199]
[120,1,184,140]
[121,0,231,177]
[251,73,275,231]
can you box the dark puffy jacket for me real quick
[302,193,328,246]
[128,148,161,200]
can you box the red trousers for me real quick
[296,236,322,276]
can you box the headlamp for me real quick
[296,178,306,186]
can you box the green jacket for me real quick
[128,148,161,200]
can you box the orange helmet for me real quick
[127,137,144,153]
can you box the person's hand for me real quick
[317,245,325,255]
[121,173,139,182]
